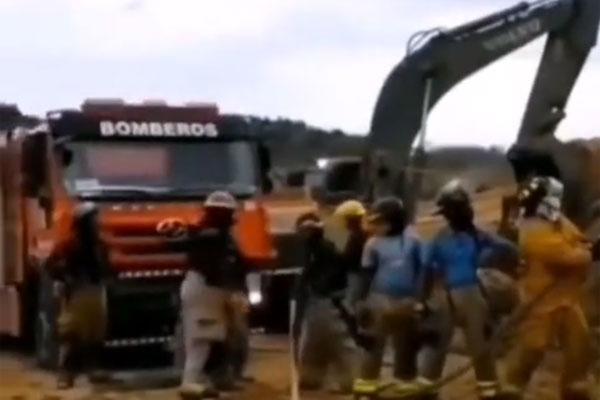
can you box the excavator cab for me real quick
[308,156,363,206]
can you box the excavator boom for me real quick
[369,0,600,164]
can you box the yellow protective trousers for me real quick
[504,305,591,396]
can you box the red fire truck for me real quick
[0,100,275,367]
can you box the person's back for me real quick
[302,236,346,298]
[333,200,369,309]
[344,229,367,273]
[175,191,243,399]
[54,203,108,389]
[518,215,590,307]
[420,180,515,399]
[353,197,425,396]
[294,212,354,393]
[364,228,421,298]
[504,177,594,400]
[183,227,247,291]
[429,226,515,289]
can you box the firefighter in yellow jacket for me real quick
[503,176,593,400]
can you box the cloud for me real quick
[0,0,599,148]
[63,0,306,58]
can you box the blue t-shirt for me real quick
[424,227,517,289]
[361,230,423,296]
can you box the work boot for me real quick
[562,381,594,400]
[237,375,255,383]
[330,386,353,395]
[56,371,75,390]
[495,386,523,400]
[477,381,501,400]
[213,379,242,392]
[378,379,422,398]
[88,370,111,384]
[353,378,383,395]
[414,377,438,400]
[299,380,323,391]
[179,383,219,399]
[211,370,242,392]
[561,389,593,400]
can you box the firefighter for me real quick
[353,197,426,397]
[333,200,368,310]
[168,191,248,399]
[421,180,517,400]
[293,212,354,393]
[503,176,594,400]
[52,203,109,389]
[207,284,251,390]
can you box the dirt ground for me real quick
[1,334,588,400]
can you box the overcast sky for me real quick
[1,0,599,146]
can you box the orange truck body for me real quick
[0,101,275,351]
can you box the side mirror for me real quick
[21,134,48,196]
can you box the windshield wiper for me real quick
[163,183,257,196]
[76,185,166,197]
[74,183,257,199]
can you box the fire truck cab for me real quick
[0,100,275,367]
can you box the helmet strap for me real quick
[445,205,475,232]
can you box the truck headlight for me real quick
[246,273,262,305]
[248,290,263,305]
[317,158,329,169]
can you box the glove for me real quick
[229,292,250,313]
[356,301,372,329]
[413,301,429,317]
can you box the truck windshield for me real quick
[62,140,259,197]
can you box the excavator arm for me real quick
[368,0,600,170]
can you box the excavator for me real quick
[368,0,600,223]
[365,0,600,342]
[317,0,600,237]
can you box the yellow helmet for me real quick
[334,200,366,218]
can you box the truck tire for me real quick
[35,270,60,369]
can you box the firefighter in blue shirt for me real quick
[353,197,426,396]
[421,180,517,400]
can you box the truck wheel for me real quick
[35,270,59,369]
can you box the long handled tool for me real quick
[289,299,300,400]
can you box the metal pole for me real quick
[407,78,433,220]
[418,78,433,150]
[289,299,300,400]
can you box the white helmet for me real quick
[518,176,563,221]
[204,191,237,209]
